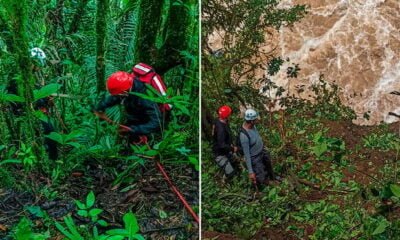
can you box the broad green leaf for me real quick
[106,229,128,236]
[14,217,32,240]
[77,210,88,217]
[223,88,232,93]
[311,142,327,157]
[0,159,22,166]
[189,156,199,171]
[97,219,108,227]
[381,184,394,199]
[144,150,158,157]
[33,110,48,122]
[62,59,74,65]
[25,206,45,218]
[372,221,388,235]
[86,191,95,208]
[107,236,125,240]
[64,216,83,239]
[89,208,103,217]
[130,92,161,103]
[133,234,145,240]
[390,184,400,197]
[67,142,81,149]
[45,132,64,144]
[64,130,82,142]
[123,212,139,236]
[75,200,86,210]
[313,131,322,142]
[0,92,25,102]
[33,83,61,100]
[55,221,75,240]
[122,0,129,8]
[93,225,99,238]
[31,232,50,240]
[159,210,168,219]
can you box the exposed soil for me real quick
[202,231,242,240]
[301,189,328,202]
[324,120,399,186]
[252,225,299,240]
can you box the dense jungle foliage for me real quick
[0,0,199,239]
[202,0,400,239]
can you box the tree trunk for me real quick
[137,0,162,66]
[201,98,214,140]
[6,0,38,146]
[96,0,108,94]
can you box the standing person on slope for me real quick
[239,109,277,188]
[212,105,237,178]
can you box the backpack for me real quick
[132,63,172,112]
[236,127,256,156]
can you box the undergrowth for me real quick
[0,0,199,239]
[202,84,400,239]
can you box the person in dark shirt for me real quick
[6,81,58,160]
[94,71,162,144]
[212,105,237,178]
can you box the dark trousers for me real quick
[42,119,58,160]
[252,150,275,184]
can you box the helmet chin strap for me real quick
[120,82,134,103]
[219,118,228,123]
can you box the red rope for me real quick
[95,112,199,223]
[155,161,200,224]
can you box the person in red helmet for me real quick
[94,71,162,143]
[212,105,237,178]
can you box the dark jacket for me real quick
[212,119,234,156]
[95,79,161,136]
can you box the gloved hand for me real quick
[94,111,106,118]
[137,135,148,144]
[233,146,238,153]
[94,111,114,124]
[249,173,256,184]
[118,125,132,134]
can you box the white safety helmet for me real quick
[244,109,258,121]
[30,47,46,65]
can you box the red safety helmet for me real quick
[107,71,133,95]
[218,105,232,119]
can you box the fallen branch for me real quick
[50,93,82,99]
[389,112,400,119]
[142,225,185,234]
[218,193,249,200]
[352,169,381,183]
[296,177,355,195]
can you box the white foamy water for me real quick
[270,0,400,125]
[206,0,400,125]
